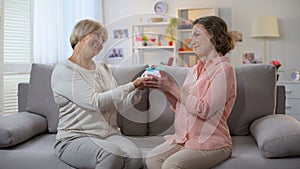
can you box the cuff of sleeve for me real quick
[185,94,198,115]
[169,105,176,112]
[120,82,135,92]
[128,82,136,91]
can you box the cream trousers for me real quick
[146,142,232,169]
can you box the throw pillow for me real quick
[250,114,300,158]
[0,112,47,148]
[26,63,59,133]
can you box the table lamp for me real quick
[251,16,280,63]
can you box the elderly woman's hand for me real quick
[133,77,151,90]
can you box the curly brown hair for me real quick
[193,16,234,56]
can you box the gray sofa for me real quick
[1,63,300,169]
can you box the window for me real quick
[0,0,102,114]
[0,0,32,114]
[33,0,101,64]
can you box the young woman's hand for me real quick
[143,71,176,93]
[144,71,182,105]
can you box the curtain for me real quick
[33,0,101,65]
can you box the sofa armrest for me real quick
[18,82,29,112]
[250,114,300,158]
[0,112,47,148]
[275,85,286,114]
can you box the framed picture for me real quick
[183,39,193,51]
[113,29,128,39]
[243,52,262,64]
[230,30,243,42]
[108,48,124,60]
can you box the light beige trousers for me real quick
[146,142,232,169]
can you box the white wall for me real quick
[103,0,300,80]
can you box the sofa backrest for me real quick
[23,63,151,135]
[147,65,190,136]
[145,64,276,136]
[26,63,59,133]
[228,64,276,135]
[110,64,191,136]
[109,64,149,136]
[19,63,278,137]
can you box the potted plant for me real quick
[142,34,149,46]
[166,18,178,46]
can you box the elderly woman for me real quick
[145,16,237,169]
[51,19,148,169]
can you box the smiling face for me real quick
[191,24,214,58]
[89,30,105,54]
[192,16,235,57]
[70,19,108,59]
[76,30,105,59]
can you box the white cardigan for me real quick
[51,60,142,140]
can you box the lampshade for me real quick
[251,16,280,38]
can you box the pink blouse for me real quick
[165,56,237,150]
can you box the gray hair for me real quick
[70,19,108,49]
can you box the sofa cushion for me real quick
[26,63,59,133]
[148,65,190,136]
[250,114,300,158]
[0,134,75,169]
[110,64,149,136]
[215,136,300,169]
[228,64,276,136]
[0,112,47,148]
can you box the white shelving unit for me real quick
[132,22,169,27]
[131,8,218,67]
[132,46,174,50]
[131,22,176,66]
[175,28,195,67]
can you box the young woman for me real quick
[145,16,237,169]
[51,19,149,169]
